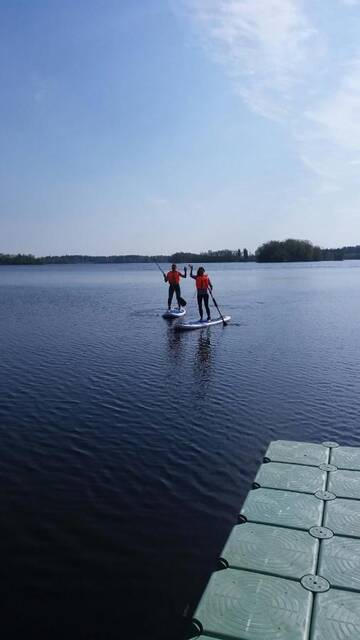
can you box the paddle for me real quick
[153,260,187,306]
[208,287,227,326]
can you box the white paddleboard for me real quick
[163,308,186,319]
[175,315,231,331]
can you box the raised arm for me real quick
[188,264,196,279]
[179,266,187,278]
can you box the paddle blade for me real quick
[179,297,187,307]
[210,293,227,325]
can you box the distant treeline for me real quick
[1,242,360,265]
[0,249,252,265]
[170,249,251,263]
[0,253,157,265]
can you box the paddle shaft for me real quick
[153,260,166,278]
[208,287,227,326]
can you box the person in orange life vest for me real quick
[164,263,187,310]
[189,265,213,322]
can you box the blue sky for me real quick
[1,0,360,255]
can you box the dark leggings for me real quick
[168,284,181,307]
[197,292,210,319]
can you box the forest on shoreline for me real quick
[0,240,358,265]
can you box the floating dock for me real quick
[191,440,360,640]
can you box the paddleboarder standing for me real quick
[189,265,213,322]
[164,264,187,310]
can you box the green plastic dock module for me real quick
[220,522,318,578]
[318,536,360,590]
[190,439,360,640]
[254,462,326,494]
[311,590,360,639]
[327,468,360,499]
[264,440,329,466]
[239,487,323,529]
[193,568,312,640]
[323,497,360,538]
[330,445,360,471]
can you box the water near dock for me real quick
[1,262,360,639]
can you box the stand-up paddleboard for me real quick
[176,315,231,331]
[163,308,186,319]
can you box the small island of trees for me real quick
[255,239,344,262]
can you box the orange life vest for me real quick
[195,274,209,290]
[167,270,181,285]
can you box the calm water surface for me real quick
[1,262,360,638]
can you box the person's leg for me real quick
[197,293,203,320]
[175,284,181,309]
[204,293,211,320]
[168,285,174,309]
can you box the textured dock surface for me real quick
[191,440,360,640]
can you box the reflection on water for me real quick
[193,330,213,397]
[196,330,212,365]
[165,322,214,397]
[165,321,185,377]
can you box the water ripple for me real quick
[1,263,360,638]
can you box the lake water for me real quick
[1,261,360,639]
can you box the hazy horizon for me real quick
[1,237,354,261]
